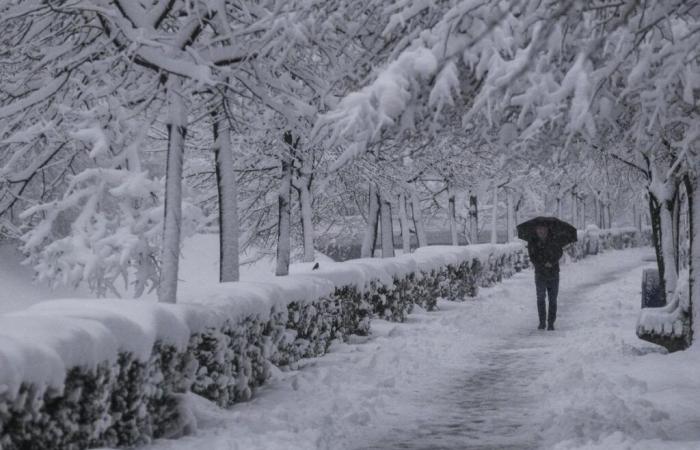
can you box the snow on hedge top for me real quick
[637,269,690,338]
[0,242,525,399]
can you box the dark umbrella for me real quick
[517,216,578,246]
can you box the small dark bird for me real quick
[312,262,320,270]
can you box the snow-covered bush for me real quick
[637,269,692,352]
[0,341,194,449]
[565,227,651,262]
[366,279,414,321]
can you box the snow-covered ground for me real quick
[124,247,700,450]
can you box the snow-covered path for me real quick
[139,248,700,450]
[356,254,648,450]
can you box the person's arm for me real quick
[544,243,564,267]
[554,244,563,262]
[527,241,543,266]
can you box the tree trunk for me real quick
[448,183,458,246]
[469,194,478,244]
[593,197,600,228]
[672,191,681,271]
[606,203,612,228]
[687,174,699,345]
[556,196,563,219]
[599,200,606,228]
[158,87,187,304]
[571,190,577,228]
[491,185,498,244]
[506,190,515,242]
[649,186,680,302]
[398,193,411,253]
[649,195,666,299]
[213,114,239,282]
[275,133,294,276]
[380,192,395,258]
[298,177,315,262]
[514,196,521,237]
[581,197,586,229]
[361,184,380,257]
[411,190,428,248]
[660,197,678,295]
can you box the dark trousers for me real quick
[535,272,559,324]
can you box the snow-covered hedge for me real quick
[565,226,652,261]
[0,232,645,448]
[636,269,692,352]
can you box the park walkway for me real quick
[140,247,700,450]
[357,251,651,450]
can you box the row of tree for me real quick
[322,0,699,345]
[1,0,695,345]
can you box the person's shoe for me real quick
[547,322,555,331]
[538,322,546,330]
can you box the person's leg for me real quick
[535,273,547,328]
[546,274,559,329]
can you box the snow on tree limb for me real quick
[321,46,438,172]
[0,75,68,121]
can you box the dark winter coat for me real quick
[527,237,564,278]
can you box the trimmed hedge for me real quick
[0,232,648,449]
[565,226,652,261]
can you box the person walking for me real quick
[527,224,564,330]
[517,216,577,331]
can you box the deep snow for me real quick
[130,247,700,450]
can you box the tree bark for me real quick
[506,190,514,242]
[649,185,680,302]
[158,86,187,304]
[469,194,478,244]
[672,190,681,271]
[398,193,411,253]
[659,196,678,294]
[556,195,563,219]
[491,185,498,244]
[298,176,315,262]
[361,183,380,257]
[649,194,666,299]
[213,113,239,282]
[593,197,600,228]
[514,195,522,237]
[687,174,699,345]
[411,190,428,248]
[380,192,395,258]
[448,183,458,245]
[275,132,294,276]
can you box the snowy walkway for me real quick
[138,248,700,450]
